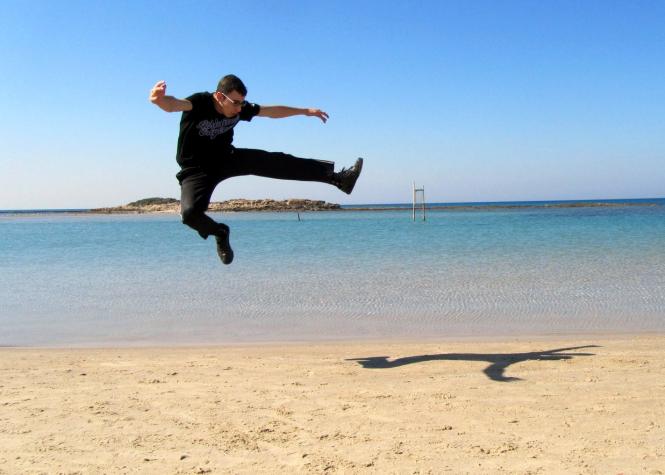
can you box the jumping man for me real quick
[149,75,363,265]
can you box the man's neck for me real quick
[211,95,227,116]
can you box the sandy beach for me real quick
[1,335,664,474]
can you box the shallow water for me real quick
[2,201,665,346]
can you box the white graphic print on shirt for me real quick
[196,117,240,139]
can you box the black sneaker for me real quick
[215,224,234,265]
[332,158,363,194]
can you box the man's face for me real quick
[214,90,246,117]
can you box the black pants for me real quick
[177,148,335,238]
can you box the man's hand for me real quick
[148,80,192,112]
[306,108,329,123]
[149,80,167,105]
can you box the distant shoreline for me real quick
[2,198,662,215]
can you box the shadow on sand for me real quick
[347,345,600,382]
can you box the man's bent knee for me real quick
[180,205,198,226]
[180,206,210,239]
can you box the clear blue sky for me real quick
[1,0,663,209]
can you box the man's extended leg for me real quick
[177,168,234,264]
[228,148,363,194]
[229,148,335,182]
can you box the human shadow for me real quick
[347,345,600,382]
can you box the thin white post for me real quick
[422,187,426,221]
[412,181,416,221]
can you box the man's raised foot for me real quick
[332,158,363,194]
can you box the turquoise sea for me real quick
[2,199,665,346]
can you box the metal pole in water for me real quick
[422,187,426,221]
[412,181,416,221]
[413,182,426,222]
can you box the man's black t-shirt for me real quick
[176,92,260,168]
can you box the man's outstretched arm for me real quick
[257,106,329,123]
[149,80,192,112]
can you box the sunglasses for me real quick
[220,92,247,107]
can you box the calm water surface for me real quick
[2,201,664,346]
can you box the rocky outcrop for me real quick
[90,198,341,214]
[209,199,340,212]
[127,197,179,207]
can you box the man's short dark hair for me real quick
[217,75,247,96]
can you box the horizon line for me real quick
[2,196,664,213]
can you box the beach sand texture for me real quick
[1,336,664,474]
